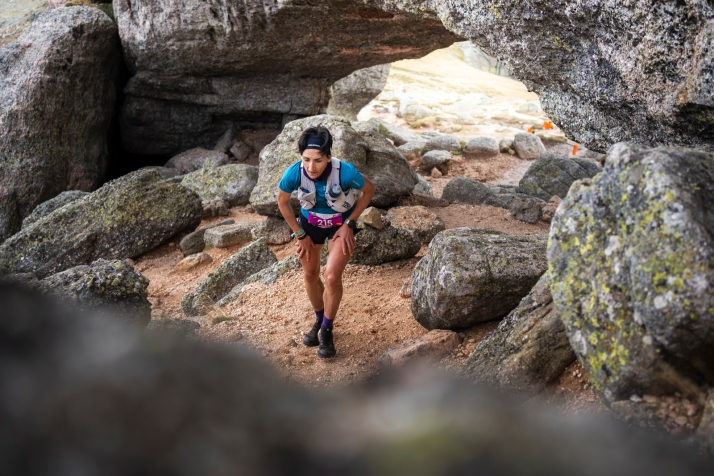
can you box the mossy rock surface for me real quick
[548,143,714,415]
[182,238,277,316]
[411,228,548,330]
[181,164,258,206]
[249,115,415,216]
[517,153,601,201]
[217,254,302,307]
[350,224,421,266]
[0,169,202,279]
[21,191,89,229]
[463,273,575,399]
[38,259,151,328]
[0,6,120,240]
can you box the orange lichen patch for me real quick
[572,144,579,155]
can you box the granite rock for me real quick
[411,228,548,330]
[327,64,390,121]
[0,7,120,240]
[181,164,259,207]
[517,153,602,201]
[463,274,575,398]
[182,238,277,316]
[0,170,202,279]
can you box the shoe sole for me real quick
[317,348,336,358]
[303,336,319,347]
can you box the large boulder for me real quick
[0,170,202,279]
[0,7,120,241]
[113,0,457,156]
[249,115,416,216]
[21,191,89,229]
[37,259,151,328]
[441,177,507,208]
[217,254,302,307]
[517,153,602,201]
[182,238,277,317]
[327,64,390,121]
[350,224,421,266]
[548,143,714,432]
[411,228,548,330]
[377,1,714,152]
[463,274,575,398]
[181,164,259,206]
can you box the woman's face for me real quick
[301,149,330,179]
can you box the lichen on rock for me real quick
[181,164,259,206]
[182,238,277,317]
[0,169,203,279]
[548,143,714,432]
[37,259,151,328]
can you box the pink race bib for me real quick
[307,211,343,228]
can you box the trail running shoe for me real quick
[302,321,321,346]
[318,327,336,358]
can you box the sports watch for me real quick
[345,219,358,231]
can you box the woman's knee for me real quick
[324,268,343,289]
[303,266,321,283]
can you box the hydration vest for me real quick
[297,158,360,213]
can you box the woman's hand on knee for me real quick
[333,225,355,256]
[296,235,315,260]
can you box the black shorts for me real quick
[298,216,360,245]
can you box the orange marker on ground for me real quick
[572,144,579,156]
[543,121,554,130]
[527,127,534,133]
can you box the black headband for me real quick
[305,134,324,150]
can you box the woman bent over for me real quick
[276,125,374,358]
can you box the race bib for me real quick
[307,211,343,228]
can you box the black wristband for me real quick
[297,233,308,240]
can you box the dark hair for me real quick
[298,125,333,156]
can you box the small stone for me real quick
[400,279,411,298]
[463,137,499,159]
[513,133,546,160]
[509,195,544,224]
[359,207,384,230]
[204,223,258,248]
[431,168,443,178]
[202,199,230,218]
[245,204,255,213]
[674,416,688,426]
[230,141,251,162]
[180,219,235,256]
[172,253,212,273]
[499,138,514,153]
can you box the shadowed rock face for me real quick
[375,0,714,152]
[113,0,459,156]
[0,6,120,241]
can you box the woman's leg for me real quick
[299,242,324,311]
[323,235,352,321]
